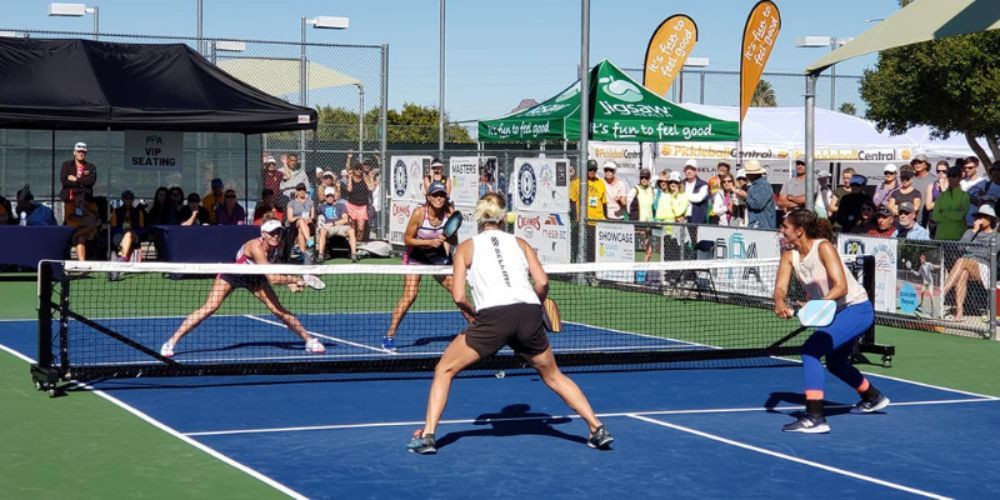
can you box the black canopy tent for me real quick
[0,38,318,251]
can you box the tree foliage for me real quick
[315,103,474,145]
[859,1,1000,163]
[838,102,857,116]
[750,79,777,107]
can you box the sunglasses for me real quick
[883,171,896,175]
[937,170,948,174]
[965,166,977,170]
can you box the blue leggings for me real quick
[801,301,875,395]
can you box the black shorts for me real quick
[463,302,550,358]
[219,273,268,290]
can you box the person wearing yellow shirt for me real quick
[568,164,581,220]
[653,172,690,223]
[586,161,607,222]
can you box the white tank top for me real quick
[791,240,868,307]
[468,230,541,312]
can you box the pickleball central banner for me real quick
[643,14,698,98]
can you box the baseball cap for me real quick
[850,174,867,186]
[603,161,617,171]
[911,154,929,164]
[430,159,444,168]
[264,156,277,165]
[683,159,698,169]
[74,142,87,152]
[639,168,651,179]
[735,169,747,179]
[975,205,997,219]
[817,170,832,178]
[667,171,682,183]
[324,187,336,196]
[587,160,599,171]
[897,201,915,214]
[211,178,224,189]
[261,219,283,234]
[427,180,448,195]
[322,170,334,178]
[295,182,307,190]
[883,163,898,173]
[795,156,806,166]
[875,206,893,217]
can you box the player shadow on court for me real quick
[434,403,588,449]
[174,341,324,356]
[411,334,458,347]
[764,392,855,417]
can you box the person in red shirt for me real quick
[866,207,899,238]
[59,142,97,202]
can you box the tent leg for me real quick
[804,73,818,211]
[106,126,112,260]
[50,131,56,203]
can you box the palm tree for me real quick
[750,79,777,107]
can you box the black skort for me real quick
[463,302,550,358]
[219,273,268,290]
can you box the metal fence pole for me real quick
[699,71,705,105]
[380,44,389,239]
[578,0,590,265]
[991,236,997,340]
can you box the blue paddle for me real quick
[796,300,837,327]
[442,211,463,239]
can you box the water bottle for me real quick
[19,211,27,226]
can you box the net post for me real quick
[58,265,71,376]
[30,261,62,392]
[855,254,895,366]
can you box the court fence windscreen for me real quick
[31,256,890,385]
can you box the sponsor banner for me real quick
[837,235,898,313]
[388,200,422,246]
[643,14,698,98]
[449,157,481,207]
[695,225,780,297]
[124,131,183,170]
[739,1,781,125]
[390,155,432,203]
[453,203,477,245]
[595,222,636,281]
[513,211,571,264]
[512,157,569,213]
[650,142,791,180]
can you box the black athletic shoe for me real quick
[587,425,614,449]
[850,393,890,414]
[782,414,830,434]
[407,433,436,454]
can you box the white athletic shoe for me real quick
[305,338,326,354]
[160,340,175,358]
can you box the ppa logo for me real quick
[842,239,865,256]
[517,162,537,207]
[393,159,408,197]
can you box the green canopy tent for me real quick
[478,59,738,143]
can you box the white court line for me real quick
[628,413,951,500]
[0,344,306,500]
[182,397,998,437]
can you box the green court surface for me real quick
[2,268,1000,497]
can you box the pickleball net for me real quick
[31,256,886,383]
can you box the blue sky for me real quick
[4,0,901,121]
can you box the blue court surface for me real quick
[3,315,1000,499]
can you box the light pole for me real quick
[354,83,365,160]
[796,36,853,110]
[48,3,99,40]
[677,57,709,103]
[300,16,349,163]
[196,0,204,54]
[439,0,446,157]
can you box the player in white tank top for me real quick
[774,209,888,434]
[406,193,613,454]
